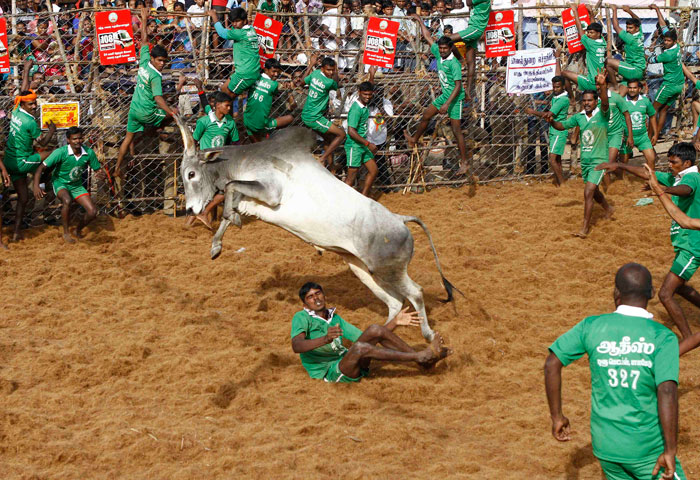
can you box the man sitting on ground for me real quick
[291,282,451,383]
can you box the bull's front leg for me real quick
[211,184,243,260]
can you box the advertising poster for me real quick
[95,9,137,66]
[0,18,9,74]
[40,102,80,130]
[362,16,400,69]
[561,4,591,54]
[485,10,516,58]
[506,48,557,95]
[253,13,283,68]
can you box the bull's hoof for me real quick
[423,330,435,342]
[211,244,222,260]
[232,213,242,228]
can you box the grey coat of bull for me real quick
[176,117,460,341]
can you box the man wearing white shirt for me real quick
[444,0,469,35]
[320,4,351,69]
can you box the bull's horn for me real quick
[174,114,196,156]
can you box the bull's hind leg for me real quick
[388,272,434,342]
[340,254,404,322]
[211,186,243,260]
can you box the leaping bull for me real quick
[176,116,461,341]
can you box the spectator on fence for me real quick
[244,59,295,142]
[392,0,417,71]
[30,20,52,65]
[296,0,322,14]
[286,68,307,118]
[320,2,352,69]
[187,0,206,28]
[15,0,36,25]
[258,0,276,11]
[11,21,33,61]
[443,0,468,37]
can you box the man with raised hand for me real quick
[545,263,686,480]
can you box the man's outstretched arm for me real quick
[544,353,571,442]
[646,165,700,229]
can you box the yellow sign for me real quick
[40,102,80,130]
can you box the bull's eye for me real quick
[188,171,195,180]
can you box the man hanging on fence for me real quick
[446,0,491,101]
[243,59,294,142]
[209,8,261,100]
[405,17,469,176]
[3,89,57,242]
[606,6,646,96]
[115,7,179,181]
[541,71,614,238]
[33,127,104,244]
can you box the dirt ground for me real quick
[2,178,700,479]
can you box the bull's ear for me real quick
[199,148,226,164]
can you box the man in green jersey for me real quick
[345,82,379,196]
[33,127,104,244]
[560,5,606,95]
[0,158,10,250]
[545,72,614,237]
[446,0,490,100]
[545,263,685,480]
[597,143,700,355]
[301,55,346,169]
[619,79,657,175]
[186,91,238,229]
[243,59,294,142]
[602,79,634,174]
[209,8,261,99]
[4,90,57,242]
[649,4,684,144]
[115,7,179,180]
[291,282,451,383]
[406,22,469,176]
[606,6,646,96]
[526,76,571,186]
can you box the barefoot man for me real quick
[544,71,614,237]
[291,282,451,382]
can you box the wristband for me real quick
[198,91,205,95]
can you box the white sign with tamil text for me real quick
[506,48,557,95]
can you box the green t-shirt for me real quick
[618,30,646,70]
[43,144,102,185]
[214,22,261,79]
[301,69,338,119]
[603,90,629,135]
[560,107,610,163]
[652,43,684,86]
[129,45,163,119]
[243,73,279,128]
[431,43,465,101]
[4,107,41,163]
[290,308,363,379]
[258,0,275,11]
[549,306,679,463]
[625,95,656,136]
[549,92,570,137]
[656,169,700,254]
[581,35,607,79]
[345,99,370,148]
[193,110,239,148]
[469,0,491,30]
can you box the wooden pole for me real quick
[201,0,211,82]
[45,1,77,93]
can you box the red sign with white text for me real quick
[561,4,592,54]
[253,13,283,68]
[0,18,9,73]
[363,16,400,69]
[95,9,137,65]
[485,10,515,58]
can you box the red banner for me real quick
[363,17,400,69]
[561,4,591,54]
[253,13,283,68]
[95,9,137,65]
[0,18,9,74]
[485,10,515,58]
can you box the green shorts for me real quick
[4,153,42,181]
[323,358,367,383]
[617,61,644,81]
[581,162,605,185]
[244,116,277,136]
[655,82,684,107]
[608,131,624,151]
[598,456,686,480]
[126,108,167,134]
[432,95,464,120]
[458,24,486,49]
[549,132,567,156]
[670,248,700,281]
[302,115,332,134]
[577,75,596,92]
[53,178,89,200]
[345,144,374,168]
[228,73,259,95]
[620,132,654,155]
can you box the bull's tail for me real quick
[401,216,464,303]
